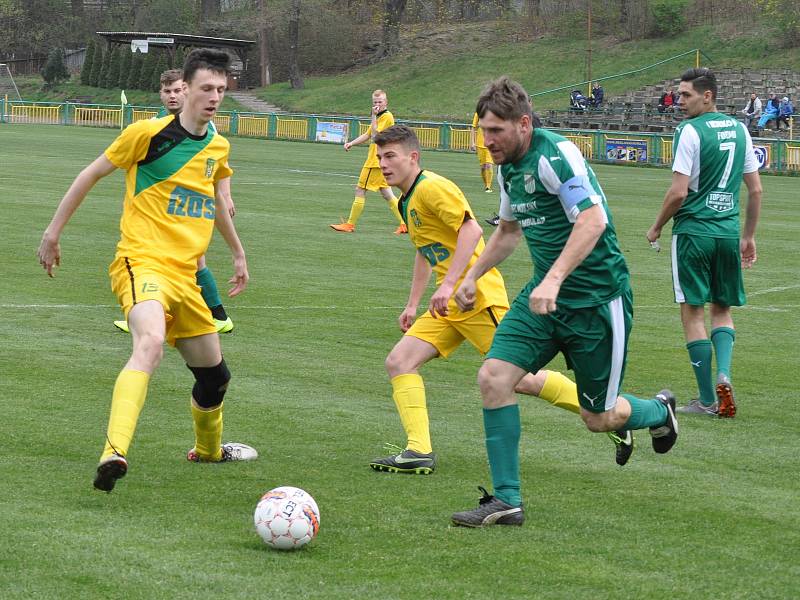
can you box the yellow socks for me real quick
[191,402,224,461]
[386,194,404,226]
[538,370,580,414]
[347,197,365,226]
[100,369,150,461]
[482,167,494,189]
[391,373,432,454]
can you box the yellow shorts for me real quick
[405,305,508,358]
[357,166,389,191]
[476,147,494,166]
[109,256,216,346]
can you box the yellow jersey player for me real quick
[330,89,407,234]
[368,124,589,475]
[471,111,495,192]
[36,49,257,493]
[471,111,500,226]
[113,68,236,334]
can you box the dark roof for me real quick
[96,32,255,50]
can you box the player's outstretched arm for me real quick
[399,251,433,332]
[213,184,248,296]
[455,218,521,312]
[647,171,689,244]
[741,170,762,268]
[37,154,117,277]
[530,204,606,315]
[429,217,482,318]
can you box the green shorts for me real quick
[487,284,633,413]
[671,234,745,307]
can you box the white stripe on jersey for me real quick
[556,140,589,177]
[498,168,515,221]
[672,123,701,192]
[740,122,759,173]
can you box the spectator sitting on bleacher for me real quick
[570,89,588,112]
[741,93,762,130]
[657,87,678,113]
[757,93,779,134]
[590,82,604,108]
[777,96,794,130]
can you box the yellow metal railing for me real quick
[74,107,122,128]
[132,109,159,123]
[661,138,673,164]
[237,115,270,137]
[449,127,472,151]
[276,117,308,140]
[213,114,231,134]
[10,104,60,124]
[565,135,593,159]
[359,122,371,137]
[410,126,440,149]
[786,145,800,171]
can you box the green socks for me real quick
[196,267,226,318]
[687,339,716,406]
[484,404,521,507]
[711,327,735,380]
[622,394,668,429]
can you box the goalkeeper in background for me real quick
[113,68,236,334]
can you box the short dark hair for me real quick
[374,124,420,153]
[159,69,183,88]
[476,76,532,121]
[681,67,717,100]
[183,48,231,84]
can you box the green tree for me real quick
[89,44,104,87]
[127,52,143,90]
[649,0,688,38]
[118,47,132,89]
[173,46,187,71]
[757,0,800,46]
[138,51,157,91]
[41,47,70,87]
[153,52,169,91]
[103,46,122,89]
[80,38,96,86]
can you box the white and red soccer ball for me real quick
[254,486,320,550]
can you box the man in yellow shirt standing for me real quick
[471,111,499,226]
[36,49,257,493]
[330,89,407,234]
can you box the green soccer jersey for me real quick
[671,112,759,238]
[498,128,629,308]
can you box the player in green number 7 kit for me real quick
[647,68,762,418]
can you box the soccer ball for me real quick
[254,486,320,550]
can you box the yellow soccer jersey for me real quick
[363,110,395,168]
[399,170,509,317]
[471,112,486,149]
[104,115,233,274]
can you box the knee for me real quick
[478,362,508,399]
[385,350,412,378]
[132,330,165,367]
[189,360,231,409]
[580,411,606,433]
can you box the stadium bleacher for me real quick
[541,67,799,137]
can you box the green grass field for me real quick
[1,124,798,599]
